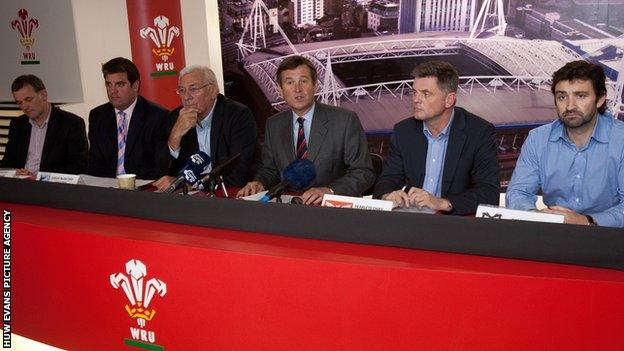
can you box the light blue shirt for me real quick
[422,112,454,197]
[170,100,217,172]
[292,103,315,150]
[506,113,624,228]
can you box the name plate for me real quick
[321,194,393,211]
[0,170,16,178]
[476,204,564,224]
[36,172,81,185]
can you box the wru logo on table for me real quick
[110,259,167,328]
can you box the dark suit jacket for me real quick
[88,96,169,179]
[373,107,500,215]
[166,94,258,187]
[1,106,88,174]
[256,103,375,196]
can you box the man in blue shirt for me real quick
[153,65,258,190]
[506,60,624,227]
[373,61,500,214]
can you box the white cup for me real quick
[117,174,136,190]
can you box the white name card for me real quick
[36,172,80,185]
[476,204,564,224]
[0,170,16,178]
[321,194,393,211]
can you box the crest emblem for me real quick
[11,9,38,51]
[11,9,40,64]
[139,15,180,62]
[110,259,167,328]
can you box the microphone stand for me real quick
[203,175,229,198]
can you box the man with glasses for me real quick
[373,60,500,214]
[153,65,258,190]
[88,57,170,179]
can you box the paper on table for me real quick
[79,174,153,188]
[393,206,436,214]
[240,190,296,203]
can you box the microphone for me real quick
[164,151,211,193]
[260,159,316,202]
[199,153,242,189]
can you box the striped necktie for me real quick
[116,111,127,175]
[295,117,308,159]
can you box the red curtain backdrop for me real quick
[126,0,186,110]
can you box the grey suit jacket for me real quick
[256,103,375,196]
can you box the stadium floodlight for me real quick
[469,0,507,39]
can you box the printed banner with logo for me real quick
[126,0,186,110]
[0,0,82,103]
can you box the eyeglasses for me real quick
[175,83,210,96]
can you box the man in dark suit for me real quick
[373,61,500,215]
[88,57,169,179]
[152,65,258,190]
[237,55,375,205]
[1,75,87,175]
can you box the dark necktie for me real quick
[296,117,308,159]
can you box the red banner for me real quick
[9,202,624,350]
[126,0,185,109]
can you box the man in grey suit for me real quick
[237,55,374,204]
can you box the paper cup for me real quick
[117,174,136,190]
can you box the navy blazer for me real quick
[88,96,169,179]
[373,107,500,215]
[166,94,259,187]
[1,106,88,174]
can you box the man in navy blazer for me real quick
[374,61,500,215]
[152,65,258,190]
[1,75,87,175]
[88,57,169,179]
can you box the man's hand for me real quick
[153,175,175,192]
[382,189,411,208]
[237,181,265,198]
[168,107,199,151]
[300,187,333,205]
[407,187,452,212]
[541,206,590,225]
[15,168,32,176]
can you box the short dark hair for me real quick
[276,55,317,86]
[11,74,46,92]
[102,57,140,84]
[411,60,458,93]
[551,60,607,114]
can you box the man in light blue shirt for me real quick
[153,65,258,191]
[373,61,500,215]
[506,60,624,227]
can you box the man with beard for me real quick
[506,60,624,227]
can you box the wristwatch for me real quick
[586,215,597,226]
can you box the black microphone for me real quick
[164,151,211,193]
[198,153,241,189]
[260,159,316,203]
